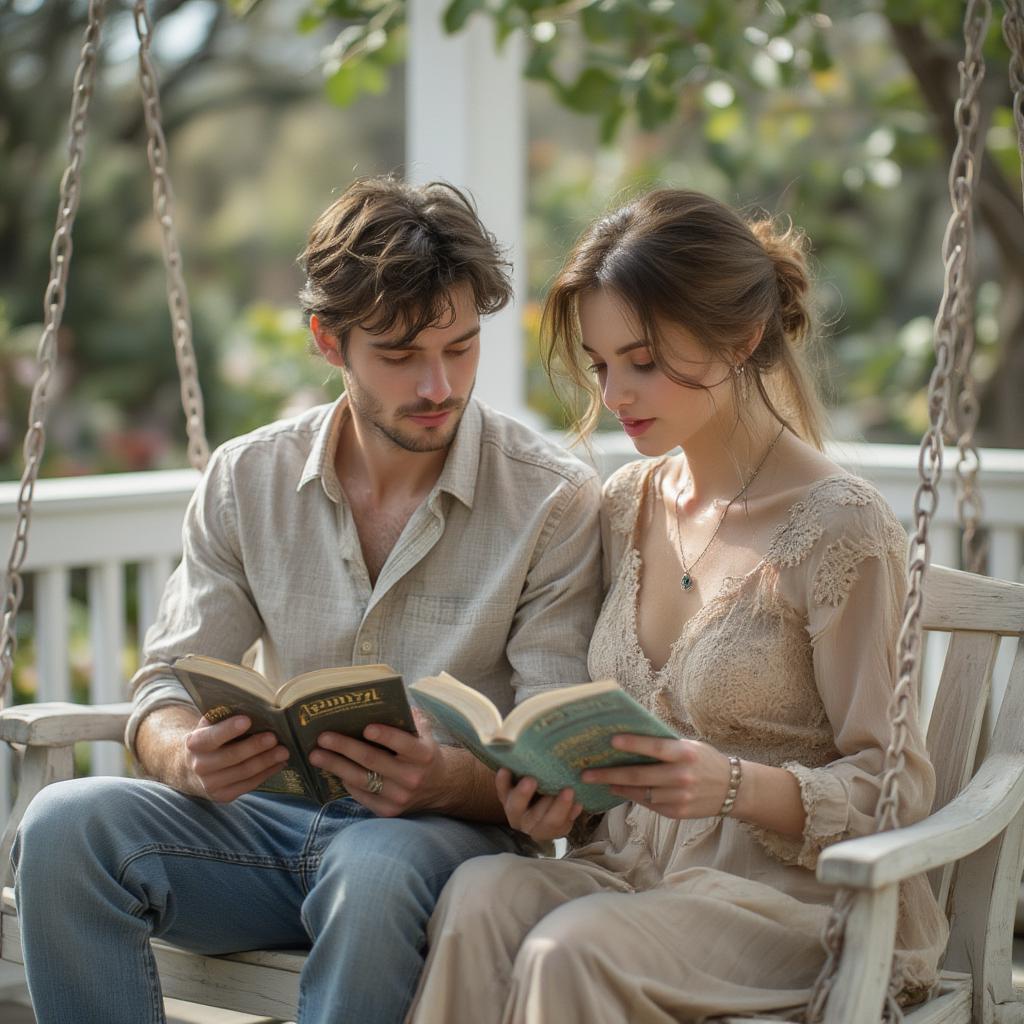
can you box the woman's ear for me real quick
[310,314,345,368]
[742,322,766,363]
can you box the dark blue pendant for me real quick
[681,573,693,591]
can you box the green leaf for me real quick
[524,42,556,81]
[444,0,484,33]
[226,0,262,16]
[704,106,742,142]
[324,59,390,107]
[599,101,627,145]
[636,82,676,131]
[296,10,324,33]
[810,31,832,71]
[325,63,360,106]
[563,67,621,114]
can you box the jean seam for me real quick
[117,843,306,886]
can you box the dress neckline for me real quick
[625,459,849,677]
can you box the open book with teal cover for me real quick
[409,673,678,813]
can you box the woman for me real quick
[409,189,948,1023]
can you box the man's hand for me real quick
[184,715,291,803]
[310,710,446,817]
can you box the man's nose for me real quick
[417,359,452,404]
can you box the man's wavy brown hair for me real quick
[299,177,512,351]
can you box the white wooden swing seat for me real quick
[0,563,1022,1023]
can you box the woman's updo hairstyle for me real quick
[543,188,828,449]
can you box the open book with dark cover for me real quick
[172,654,415,804]
[409,673,678,813]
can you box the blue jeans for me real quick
[12,776,523,1024]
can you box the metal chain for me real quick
[950,15,989,574]
[0,0,108,710]
[133,0,209,472]
[804,2,992,1019]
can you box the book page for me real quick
[173,654,275,702]
[409,673,504,739]
[498,679,621,742]
[275,663,401,706]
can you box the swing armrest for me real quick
[0,701,133,746]
[816,752,1024,890]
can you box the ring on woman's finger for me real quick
[645,786,653,804]
[365,769,385,794]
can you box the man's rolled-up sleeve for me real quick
[125,444,264,756]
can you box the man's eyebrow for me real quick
[580,340,649,357]
[369,323,481,351]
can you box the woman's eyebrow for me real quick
[580,340,649,356]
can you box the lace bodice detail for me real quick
[588,459,908,770]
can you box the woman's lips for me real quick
[619,417,654,437]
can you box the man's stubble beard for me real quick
[343,368,475,454]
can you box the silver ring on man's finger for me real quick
[365,769,385,795]
[645,786,653,804]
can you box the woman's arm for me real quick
[581,735,806,835]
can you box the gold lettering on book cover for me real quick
[298,687,382,727]
[552,723,626,771]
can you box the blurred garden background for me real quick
[3,0,1023,488]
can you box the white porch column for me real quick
[406,0,535,425]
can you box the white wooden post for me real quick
[406,0,535,426]
[87,561,126,777]
[36,568,70,703]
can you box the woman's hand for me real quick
[582,734,734,819]
[496,767,583,841]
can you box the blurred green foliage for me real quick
[300,0,1024,445]
[2,0,1023,492]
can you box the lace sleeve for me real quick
[751,489,936,870]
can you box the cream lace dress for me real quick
[409,460,948,1024]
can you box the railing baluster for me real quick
[921,526,959,727]
[138,555,173,648]
[87,561,126,777]
[36,567,71,703]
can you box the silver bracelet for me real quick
[718,756,743,817]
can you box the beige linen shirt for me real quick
[126,396,603,755]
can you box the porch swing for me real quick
[2,0,1024,1020]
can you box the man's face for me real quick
[340,284,480,454]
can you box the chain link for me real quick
[804,2,992,1019]
[133,0,209,473]
[0,0,108,710]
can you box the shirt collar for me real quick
[432,397,481,510]
[297,395,347,502]
[296,394,481,509]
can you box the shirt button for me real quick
[360,640,373,653]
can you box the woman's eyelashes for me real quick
[586,360,657,375]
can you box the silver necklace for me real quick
[673,426,785,592]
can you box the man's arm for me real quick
[126,443,265,767]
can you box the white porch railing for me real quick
[1,441,1023,832]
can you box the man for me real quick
[14,178,601,1023]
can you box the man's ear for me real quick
[310,315,345,368]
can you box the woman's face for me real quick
[578,288,736,456]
